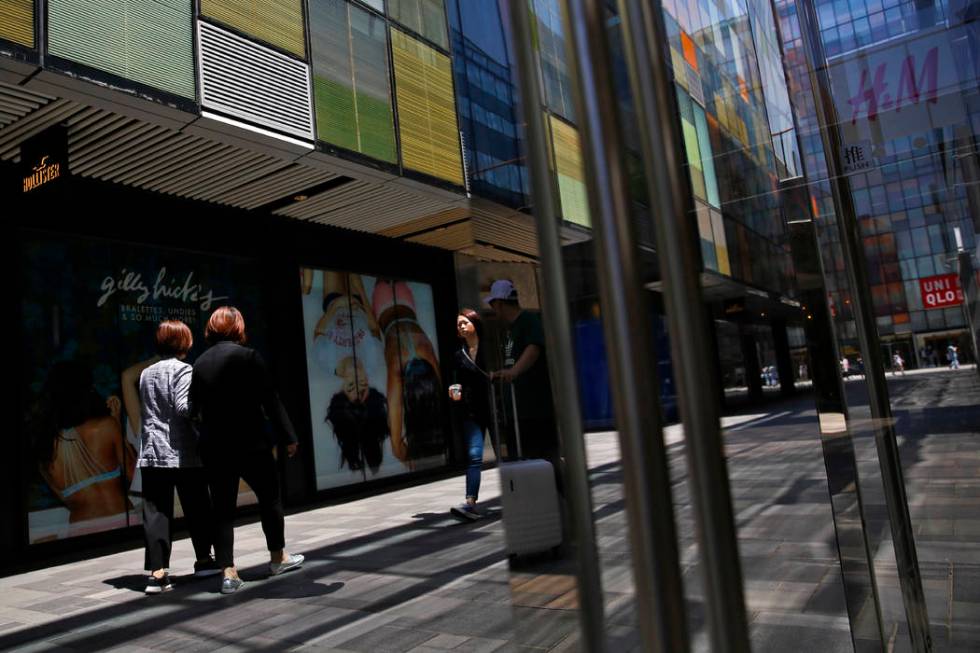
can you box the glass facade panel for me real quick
[532,0,575,120]
[388,0,448,49]
[48,0,195,99]
[310,0,397,163]
[0,0,34,47]
[776,0,980,646]
[549,115,591,227]
[391,28,465,185]
[447,0,528,208]
[200,0,306,58]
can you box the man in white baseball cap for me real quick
[483,279,519,306]
[484,278,558,471]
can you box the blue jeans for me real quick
[463,419,485,501]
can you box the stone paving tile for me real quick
[418,633,471,649]
[450,637,510,652]
[328,624,436,652]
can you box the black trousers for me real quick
[206,449,285,569]
[141,466,214,572]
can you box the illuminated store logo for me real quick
[23,155,61,192]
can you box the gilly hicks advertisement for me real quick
[21,234,264,544]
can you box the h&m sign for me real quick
[919,273,964,310]
[829,24,976,141]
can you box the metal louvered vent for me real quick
[198,20,314,141]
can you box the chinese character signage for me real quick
[840,140,874,173]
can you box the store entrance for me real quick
[879,335,915,372]
[919,330,975,367]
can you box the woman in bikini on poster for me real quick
[372,279,445,467]
[304,269,390,472]
[32,361,137,540]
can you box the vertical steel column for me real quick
[504,3,607,651]
[794,0,932,649]
[535,0,691,650]
[611,0,752,650]
[786,214,888,651]
[765,1,887,643]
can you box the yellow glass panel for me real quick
[549,115,591,228]
[200,0,305,58]
[390,28,463,185]
[710,209,731,276]
[0,0,34,47]
[670,47,687,92]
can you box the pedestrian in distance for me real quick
[138,320,220,594]
[448,308,492,522]
[190,306,304,594]
[892,352,905,376]
[948,345,960,370]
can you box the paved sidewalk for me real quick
[0,468,519,652]
[0,369,977,652]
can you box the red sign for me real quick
[919,273,964,310]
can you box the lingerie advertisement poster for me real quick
[300,268,447,491]
[21,234,265,544]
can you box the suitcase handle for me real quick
[489,377,523,461]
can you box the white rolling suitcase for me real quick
[493,383,563,557]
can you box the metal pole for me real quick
[504,3,607,651]
[550,0,691,650]
[794,0,932,649]
[612,0,751,650]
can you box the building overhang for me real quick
[1,74,468,235]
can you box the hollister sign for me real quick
[20,125,68,194]
[919,273,964,310]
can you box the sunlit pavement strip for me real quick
[0,369,978,651]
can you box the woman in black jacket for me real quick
[190,306,304,594]
[448,308,491,521]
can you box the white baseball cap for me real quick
[484,279,518,305]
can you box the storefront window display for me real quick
[21,234,265,544]
[300,267,446,491]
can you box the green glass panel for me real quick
[693,103,721,208]
[350,5,396,161]
[48,0,195,99]
[677,88,707,201]
[310,0,396,163]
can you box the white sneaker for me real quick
[269,553,305,576]
[451,503,482,521]
[144,574,173,595]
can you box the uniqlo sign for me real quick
[919,273,964,310]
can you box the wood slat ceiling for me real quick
[0,81,472,236]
